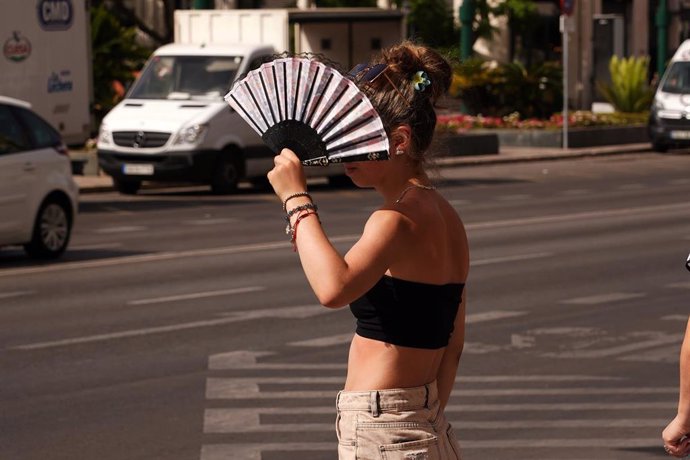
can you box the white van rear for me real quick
[649,40,690,152]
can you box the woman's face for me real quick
[343,160,390,188]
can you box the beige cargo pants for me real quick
[335,381,462,460]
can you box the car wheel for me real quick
[114,179,142,195]
[211,150,244,194]
[24,198,72,259]
[652,141,668,153]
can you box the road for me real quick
[1,151,689,460]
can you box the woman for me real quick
[267,42,469,459]
[662,316,690,458]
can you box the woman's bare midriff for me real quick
[344,333,446,391]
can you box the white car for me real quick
[0,96,79,258]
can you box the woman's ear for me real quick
[391,125,412,152]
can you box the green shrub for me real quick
[596,56,653,113]
[451,58,562,119]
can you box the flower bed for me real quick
[436,111,648,133]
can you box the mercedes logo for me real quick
[133,131,146,148]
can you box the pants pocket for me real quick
[379,436,441,460]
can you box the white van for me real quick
[97,43,342,194]
[649,40,690,152]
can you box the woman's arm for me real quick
[436,293,466,410]
[268,149,410,308]
[662,317,690,457]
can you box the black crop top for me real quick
[349,275,464,350]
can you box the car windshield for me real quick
[128,55,242,100]
[661,61,690,94]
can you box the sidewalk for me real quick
[73,143,653,194]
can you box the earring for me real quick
[395,148,405,156]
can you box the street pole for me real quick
[560,14,569,149]
[459,0,474,61]
[656,0,668,78]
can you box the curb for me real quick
[75,144,655,194]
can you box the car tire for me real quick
[652,141,668,153]
[23,197,72,259]
[211,149,244,195]
[114,179,142,195]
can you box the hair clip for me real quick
[412,71,431,91]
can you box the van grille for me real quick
[113,131,171,148]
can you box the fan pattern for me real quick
[225,57,389,166]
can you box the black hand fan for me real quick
[224,57,390,166]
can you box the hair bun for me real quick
[381,41,452,105]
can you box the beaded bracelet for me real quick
[282,192,312,212]
[291,211,319,251]
[284,203,318,235]
[286,202,318,220]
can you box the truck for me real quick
[0,0,91,145]
[97,8,403,194]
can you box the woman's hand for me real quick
[662,415,690,457]
[267,148,308,202]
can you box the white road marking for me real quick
[95,226,147,234]
[561,292,645,305]
[0,290,34,300]
[617,183,646,190]
[200,438,663,459]
[288,310,527,347]
[448,199,470,206]
[471,252,552,266]
[127,286,264,306]
[667,281,690,290]
[548,333,685,359]
[184,218,236,226]
[560,189,590,196]
[203,409,667,433]
[69,242,123,251]
[3,201,688,279]
[205,379,677,399]
[497,194,532,201]
[8,305,330,351]
[619,344,682,363]
[204,375,619,385]
[662,314,689,321]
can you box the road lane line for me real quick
[200,438,663,458]
[548,333,685,359]
[8,304,329,351]
[127,286,264,305]
[287,310,528,347]
[471,252,552,266]
[204,375,620,384]
[205,380,677,399]
[561,292,645,305]
[95,226,147,234]
[69,243,123,251]
[619,344,682,363]
[667,281,690,290]
[2,201,688,278]
[203,411,668,433]
[0,290,34,300]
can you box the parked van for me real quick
[97,43,288,194]
[649,40,690,152]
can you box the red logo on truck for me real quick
[3,31,32,62]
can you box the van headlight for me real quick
[174,124,208,145]
[98,123,112,145]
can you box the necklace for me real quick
[395,183,436,204]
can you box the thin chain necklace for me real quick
[395,182,436,204]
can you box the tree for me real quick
[91,4,151,123]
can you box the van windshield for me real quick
[661,62,690,94]
[128,55,242,100]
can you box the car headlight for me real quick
[98,123,112,145]
[174,124,208,145]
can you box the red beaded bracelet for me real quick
[291,211,319,251]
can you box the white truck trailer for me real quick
[97,8,403,194]
[0,0,91,145]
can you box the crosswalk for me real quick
[198,311,683,459]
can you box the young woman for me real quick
[267,42,469,459]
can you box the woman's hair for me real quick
[357,41,452,164]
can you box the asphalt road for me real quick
[1,151,689,460]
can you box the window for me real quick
[13,107,61,149]
[0,105,29,155]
